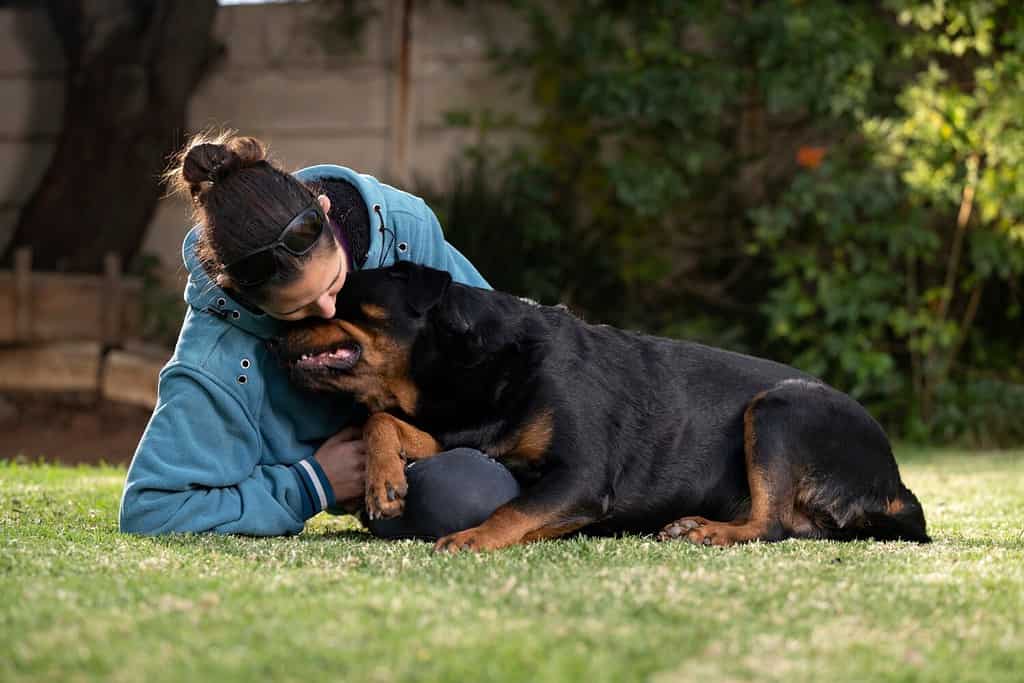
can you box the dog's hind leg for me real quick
[659,393,794,548]
[660,380,928,546]
[659,386,796,546]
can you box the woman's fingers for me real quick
[325,425,362,445]
[337,424,363,441]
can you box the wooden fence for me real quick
[0,247,142,345]
[0,248,164,408]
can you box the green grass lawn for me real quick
[2,450,1023,683]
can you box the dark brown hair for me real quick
[165,129,335,303]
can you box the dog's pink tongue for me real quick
[296,346,356,370]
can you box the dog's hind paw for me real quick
[657,517,720,545]
[658,516,767,547]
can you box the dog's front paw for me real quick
[365,457,407,520]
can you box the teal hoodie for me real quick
[119,165,489,536]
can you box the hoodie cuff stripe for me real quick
[294,458,336,519]
[297,459,328,509]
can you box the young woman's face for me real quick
[258,195,349,321]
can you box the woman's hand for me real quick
[313,425,367,509]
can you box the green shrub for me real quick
[435,0,1024,444]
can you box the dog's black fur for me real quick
[278,262,929,550]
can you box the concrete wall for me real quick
[0,1,532,274]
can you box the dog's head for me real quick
[274,261,452,414]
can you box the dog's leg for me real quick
[659,389,796,546]
[434,507,587,553]
[659,379,927,546]
[364,412,441,520]
[434,470,595,553]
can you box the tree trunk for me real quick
[2,0,219,273]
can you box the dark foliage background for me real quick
[421,0,1024,445]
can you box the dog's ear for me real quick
[398,261,452,316]
[430,289,517,368]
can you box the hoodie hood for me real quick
[182,164,393,340]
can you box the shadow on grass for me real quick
[143,527,381,553]
[128,517,1023,562]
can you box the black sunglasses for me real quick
[224,201,327,287]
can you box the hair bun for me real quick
[182,143,237,185]
[225,136,267,169]
[179,135,269,198]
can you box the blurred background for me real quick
[1,0,1022,464]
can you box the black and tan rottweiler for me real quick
[276,262,929,552]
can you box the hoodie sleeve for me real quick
[410,201,492,290]
[119,366,336,536]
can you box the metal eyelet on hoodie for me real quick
[216,297,227,307]
[231,310,241,319]
[397,241,409,254]
[240,358,251,369]
[237,374,248,385]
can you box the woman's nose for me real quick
[315,294,336,319]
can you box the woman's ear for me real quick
[317,193,331,214]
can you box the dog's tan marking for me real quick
[361,304,389,320]
[515,410,554,460]
[736,391,776,538]
[336,321,420,415]
[363,412,441,519]
[521,520,587,543]
[886,497,905,515]
[493,409,554,463]
[788,475,829,537]
[286,319,419,415]
[434,506,584,553]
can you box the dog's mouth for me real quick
[290,341,362,373]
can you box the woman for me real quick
[119,132,519,537]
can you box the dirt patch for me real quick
[0,393,150,466]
